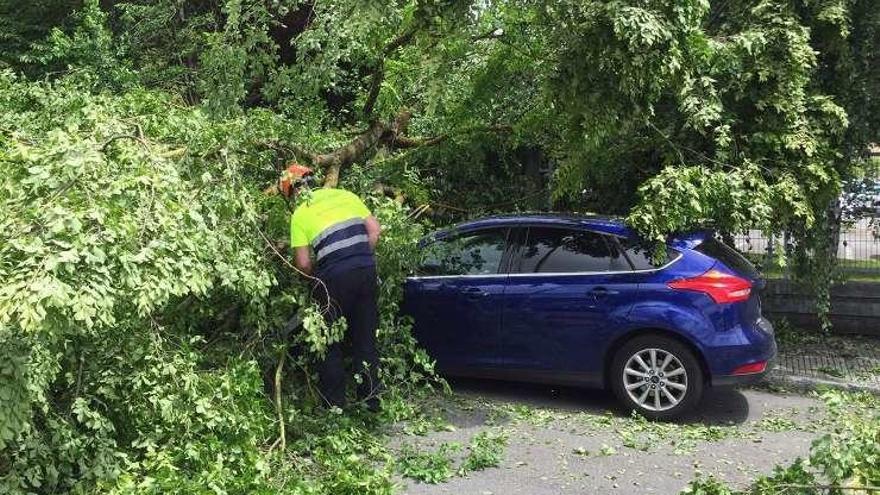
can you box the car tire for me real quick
[610,334,704,420]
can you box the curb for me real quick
[764,371,880,396]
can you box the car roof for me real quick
[450,213,632,237]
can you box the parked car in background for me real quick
[842,180,880,217]
[403,214,777,419]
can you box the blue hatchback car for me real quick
[403,214,777,419]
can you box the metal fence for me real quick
[734,217,880,278]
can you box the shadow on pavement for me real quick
[445,376,752,426]
[679,388,751,425]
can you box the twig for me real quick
[430,201,469,213]
[646,120,687,167]
[268,436,281,453]
[407,204,431,220]
[100,134,149,152]
[74,349,84,399]
[646,120,773,175]
[271,346,287,453]
[297,360,320,406]
[255,223,329,299]
[255,221,335,324]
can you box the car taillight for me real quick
[667,269,752,304]
[731,361,767,375]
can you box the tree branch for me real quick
[472,27,504,42]
[318,118,388,187]
[390,134,448,148]
[384,29,416,55]
[363,28,417,117]
[267,112,510,189]
[275,110,405,187]
[272,345,286,453]
[362,65,384,118]
[388,123,512,149]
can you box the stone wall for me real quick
[762,279,880,335]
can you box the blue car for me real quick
[403,214,777,419]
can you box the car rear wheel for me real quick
[610,335,704,420]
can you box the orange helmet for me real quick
[279,163,314,197]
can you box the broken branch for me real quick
[267,111,510,188]
[387,123,512,149]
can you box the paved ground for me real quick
[773,332,880,391]
[390,380,825,495]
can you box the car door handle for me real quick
[461,287,488,298]
[588,287,619,298]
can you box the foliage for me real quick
[681,476,735,495]
[5,1,879,271]
[395,429,508,484]
[397,443,458,484]
[0,72,436,493]
[280,412,398,495]
[0,0,77,75]
[489,0,877,327]
[22,0,136,90]
[502,402,753,456]
[2,0,880,492]
[679,390,880,495]
[460,430,507,473]
[811,390,880,488]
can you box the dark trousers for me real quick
[314,266,381,407]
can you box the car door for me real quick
[403,227,512,372]
[501,226,641,384]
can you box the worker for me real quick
[279,163,383,411]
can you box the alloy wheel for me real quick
[622,348,688,412]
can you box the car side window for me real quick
[518,227,629,273]
[619,238,676,270]
[419,229,508,276]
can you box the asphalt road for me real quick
[393,378,824,495]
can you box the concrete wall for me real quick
[762,279,880,335]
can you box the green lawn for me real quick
[744,253,880,282]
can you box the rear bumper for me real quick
[711,324,777,387]
[711,362,772,387]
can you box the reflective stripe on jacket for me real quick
[290,188,375,278]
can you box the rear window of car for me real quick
[695,236,761,279]
[618,238,677,270]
